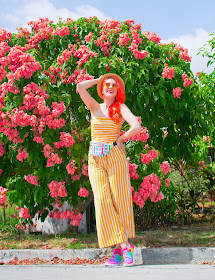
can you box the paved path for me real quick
[0,264,214,280]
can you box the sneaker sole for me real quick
[123,246,137,267]
[105,259,124,266]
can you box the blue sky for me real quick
[0,0,214,73]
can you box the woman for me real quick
[77,73,141,266]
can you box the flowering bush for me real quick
[0,17,201,229]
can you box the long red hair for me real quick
[101,77,125,124]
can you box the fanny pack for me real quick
[89,141,117,157]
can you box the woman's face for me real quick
[102,78,118,99]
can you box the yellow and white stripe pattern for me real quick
[88,116,135,248]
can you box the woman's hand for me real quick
[116,139,125,153]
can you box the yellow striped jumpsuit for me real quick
[88,116,135,248]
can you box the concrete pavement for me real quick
[0,264,215,280]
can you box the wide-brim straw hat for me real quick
[97,73,125,98]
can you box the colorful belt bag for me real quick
[89,141,117,157]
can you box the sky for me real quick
[0,0,214,74]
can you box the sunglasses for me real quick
[104,82,118,88]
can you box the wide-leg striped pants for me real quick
[88,145,135,248]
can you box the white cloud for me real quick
[1,0,109,32]
[162,28,214,75]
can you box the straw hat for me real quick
[97,73,125,98]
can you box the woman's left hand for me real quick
[116,139,125,153]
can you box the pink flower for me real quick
[203,136,211,142]
[16,147,29,162]
[48,180,67,198]
[140,149,158,165]
[180,50,191,62]
[165,178,171,186]
[24,174,38,186]
[160,161,170,175]
[78,187,89,198]
[0,142,5,156]
[0,169,2,176]
[66,160,77,175]
[20,207,30,219]
[0,186,8,205]
[85,32,93,42]
[130,127,149,142]
[182,74,193,87]
[144,31,161,43]
[53,26,70,37]
[118,33,131,46]
[162,66,175,79]
[172,87,182,99]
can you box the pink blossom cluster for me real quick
[20,207,30,219]
[57,44,97,67]
[182,74,193,87]
[0,28,12,42]
[0,65,6,82]
[140,149,158,165]
[58,132,75,148]
[42,66,62,84]
[198,161,206,170]
[0,126,23,144]
[99,19,122,38]
[180,50,192,62]
[81,164,89,177]
[24,174,38,186]
[16,27,30,39]
[203,136,211,143]
[95,34,111,54]
[133,173,164,208]
[85,32,93,42]
[78,187,89,198]
[33,133,44,144]
[43,144,62,167]
[118,33,131,46]
[165,178,171,187]
[162,66,175,79]
[127,27,149,60]
[53,26,70,37]
[144,31,161,43]
[28,17,52,31]
[130,127,149,142]
[26,18,54,49]
[66,160,77,176]
[0,142,5,156]
[16,147,29,162]
[48,180,68,198]
[49,208,82,226]
[0,46,41,82]
[0,186,8,206]
[0,169,2,176]
[160,161,170,175]
[172,87,182,99]
[74,69,94,86]
[127,158,139,179]
[124,19,135,25]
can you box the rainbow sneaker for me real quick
[122,244,137,267]
[105,248,124,266]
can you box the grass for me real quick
[0,221,215,250]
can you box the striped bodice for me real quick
[91,116,122,143]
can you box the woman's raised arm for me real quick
[76,78,100,111]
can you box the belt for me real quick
[89,141,117,157]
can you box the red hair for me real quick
[101,77,125,124]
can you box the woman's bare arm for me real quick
[76,78,100,111]
[116,104,142,151]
